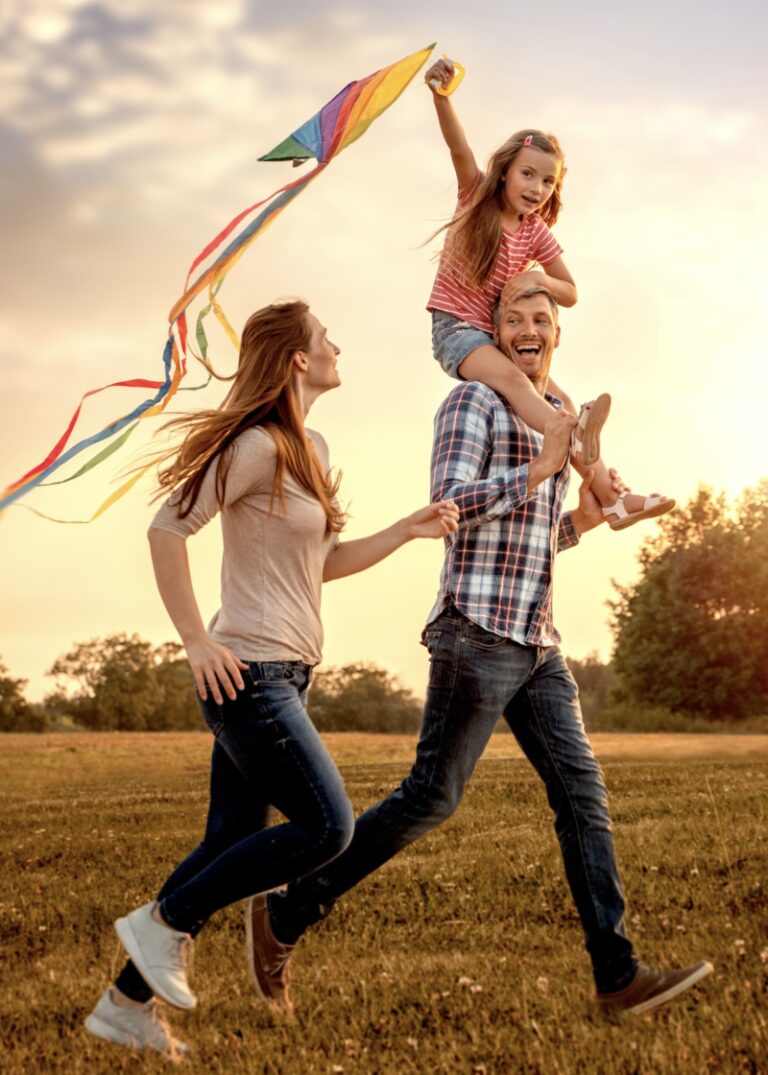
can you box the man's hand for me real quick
[570,468,625,535]
[404,500,460,539]
[527,409,577,492]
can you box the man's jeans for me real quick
[115,660,353,1003]
[270,608,637,993]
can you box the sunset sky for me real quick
[1,0,766,703]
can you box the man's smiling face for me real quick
[494,292,560,385]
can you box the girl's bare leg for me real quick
[547,376,675,526]
[459,344,558,433]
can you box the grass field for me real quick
[1,732,766,1073]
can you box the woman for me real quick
[84,300,458,1056]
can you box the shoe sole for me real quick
[84,1013,189,1056]
[628,961,714,1015]
[115,915,197,1011]
[85,1013,143,1049]
[578,392,611,466]
[609,498,676,532]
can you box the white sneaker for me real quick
[115,902,197,1010]
[84,988,189,1057]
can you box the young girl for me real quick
[424,57,673,530]
[84,300,458,1056]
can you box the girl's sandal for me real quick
[603,491,676,532]
[571,393,611,466]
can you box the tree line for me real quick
[3,480,767,733]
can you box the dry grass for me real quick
[0,732,766,1073]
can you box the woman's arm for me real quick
[323,502,459,582]
[425,58,478,192]
[148,527,247,704]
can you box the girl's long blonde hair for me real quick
[154,300,344,535]
[439,129,566,288]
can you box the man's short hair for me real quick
[492,287,559,326]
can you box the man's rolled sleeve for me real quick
[431,383,535,528]
[557,511,580,552]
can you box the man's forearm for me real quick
[433,465,533,528]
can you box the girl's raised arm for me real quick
[425,58,479,192]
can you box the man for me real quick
[251,287,712,1015]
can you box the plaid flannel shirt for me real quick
[425,381,579,646]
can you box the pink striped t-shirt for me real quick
[427,180,563,334]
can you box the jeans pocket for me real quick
[197,692,226,736]
[463,621,508,650]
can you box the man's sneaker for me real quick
[245,892,294,1012]
[598,961,714,1015]
[85,988,189,1058]
[115,902,197,1011]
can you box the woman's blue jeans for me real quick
[115,660,353,1003]
[270,609,637,994]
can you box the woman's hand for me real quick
[184,636,249,705]
[404,500,460,539]
[425,58,456,93]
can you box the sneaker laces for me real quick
[267,945,293,979]
[149,1000,182,1063]
[170,933,194,974]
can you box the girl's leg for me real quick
[114,737,270,1004]
[460,344,558,433]
[548,374,675,528]
[460,347,609,465]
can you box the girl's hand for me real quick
[500,271,547,306]
[184,636,249,705]
[425,58,455,93]
[405,500,460,539]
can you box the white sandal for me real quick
[571,393,611,466]
[603,491,676,532]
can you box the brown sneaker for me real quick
[245,893,294,1012]
[598,961,713,1015]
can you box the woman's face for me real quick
[302,313,341,393]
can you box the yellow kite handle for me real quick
[428,55,465,96]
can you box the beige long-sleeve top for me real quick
[150,426,338,666]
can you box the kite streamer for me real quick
[1,43,435,522]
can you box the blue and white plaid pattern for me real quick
[426,382,579,646]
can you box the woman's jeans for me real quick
[270,609,637,994]
[115,661,353,1003]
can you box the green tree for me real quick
[0,660,47,732]
[151,643,200,730]
[308,663,422,733]
[566,652,618,725]
[48,634,161,731]
[610,482,768,721]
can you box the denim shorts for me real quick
[431,310,495,380]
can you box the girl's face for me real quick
[501,147,561,218]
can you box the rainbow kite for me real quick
[1,43,435,522]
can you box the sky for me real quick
[1,0,766,703]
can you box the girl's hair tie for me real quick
[523,135,533,146]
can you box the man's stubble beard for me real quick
[498,343,553,397]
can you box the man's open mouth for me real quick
[515,343,541,355]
